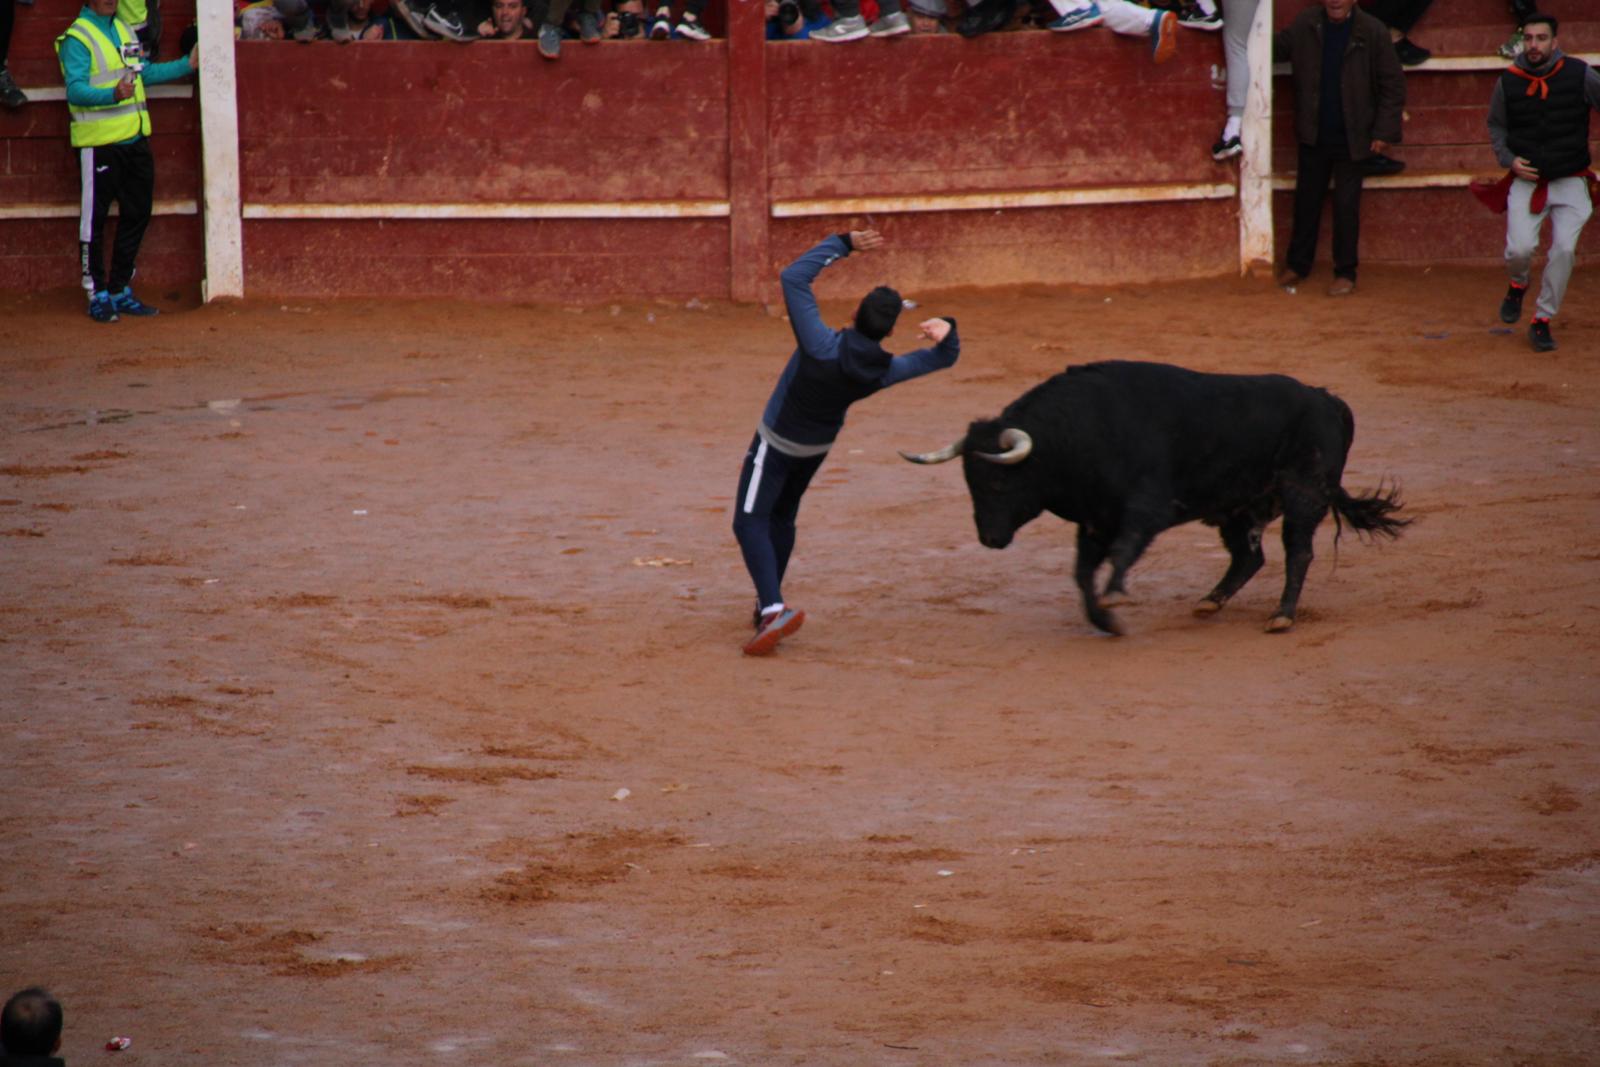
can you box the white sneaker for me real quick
[868,11,911,35]
[675,14,712,39]
[812,14,868,41]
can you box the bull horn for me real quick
[976,428,1033,465]
[899,437,966,465]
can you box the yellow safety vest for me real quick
[54,15,150,148]
[117,0,150,30]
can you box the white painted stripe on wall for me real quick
[19,84,195,103]
[0,198,199,220]
[240,200,732,220]
[771,183,1239,218]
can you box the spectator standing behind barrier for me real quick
[1041,0,1180,65]
[57,0,198,322]
[1,987,64,1065]
[732,230,960,657]
[2,0,27,109]
[1274,0,1404,297]
[1487,13,1600,353]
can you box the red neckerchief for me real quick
[1507,56,1565,99]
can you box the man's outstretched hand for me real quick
[849,229,885,252]
[918,318,951,344]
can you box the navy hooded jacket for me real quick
[758,235,960,457]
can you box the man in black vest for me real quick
[1488,12,1600,352]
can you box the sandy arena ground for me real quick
[2,266,1597,1065]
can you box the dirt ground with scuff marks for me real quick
[2,265,1597,1065]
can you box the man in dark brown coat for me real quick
[1275,0,1406,296]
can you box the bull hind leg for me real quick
[1267,490,1329,633]
[1195,515,1266,617]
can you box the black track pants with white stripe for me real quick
[733,432,825,613]
[78,137,155,295]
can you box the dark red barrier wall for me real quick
[3,0,1597,299]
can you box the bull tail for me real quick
[1331,479,1409,544]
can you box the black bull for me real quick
[901,361,1409,634]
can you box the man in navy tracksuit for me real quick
[734,229,960,656]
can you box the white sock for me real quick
[761,603,785,619]
[1223,115,1241,141]
[1194,0,1217,15]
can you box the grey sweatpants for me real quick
[1506,176,1593,321]
[1223,0,1261,118]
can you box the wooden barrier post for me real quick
[726,0,770,304]
[198,2,244,300]
[1239,0,1273,276]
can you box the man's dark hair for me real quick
[2,987,63,1056]
[1521,13,1557,35]
[854,285,902,341]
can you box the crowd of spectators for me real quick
[229,0,1235,55]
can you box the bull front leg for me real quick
[1195,514,1267,618]
[1073,526,1120,635]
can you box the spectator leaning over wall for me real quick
[329,0,400,39]
[56,0,197,322]
[476,0,531,38]
[1041,0,1180,65]
[1274,0,1404,298]
[812,0,911,42]
[1487,12,1600,353]
[529,0,600,58]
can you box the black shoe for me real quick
[0,65,27,110]
[1394,37,1431,66]
[1499,284,1526,324]
[1529,319,1556,352]
[1211,134,1242,161]
[1358,153,1406,177]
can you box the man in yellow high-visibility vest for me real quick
[56,0,195,322]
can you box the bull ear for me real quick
[976,428,1032,465]
[899,437,966,465]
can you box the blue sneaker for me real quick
[87,291,120,323]
[1047,2,1101,31]
[110,286,160,316]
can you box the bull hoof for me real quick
[1098,591,1132,608]
[1265,614,1295,633]
[1193,598,1223,617]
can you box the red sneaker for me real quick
[743,608,804,656]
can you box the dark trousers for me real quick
[1,0,14,66]
[78,138,155,295]
[1287,140,1364,282]
[732,433,825,612]
[1364,0,1429,34]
